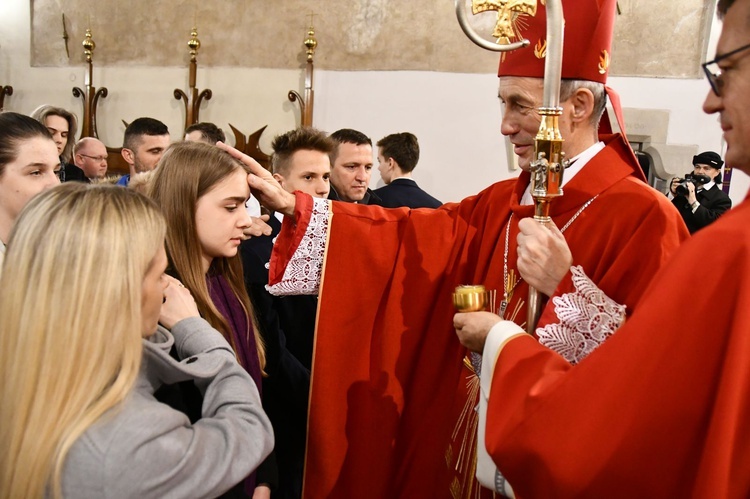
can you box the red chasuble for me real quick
[485,194,750,498]
[270,134,688,498]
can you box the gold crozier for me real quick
[471,0,538,44]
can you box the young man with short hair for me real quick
[241,126,335,499]
[374,132,441,208]
[117,117,170,186]
[271,127,333,199]
[184,122,226,145]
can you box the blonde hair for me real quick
[0,183,166,498]
[148,141,266,371]
[128,169,157,194]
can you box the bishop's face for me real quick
[499,76,546,171]
[498,76,577,172]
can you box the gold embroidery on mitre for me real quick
[534,38,547,59]
[472,0,538,45]
[598,49,610,74]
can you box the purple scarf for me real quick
[206,274,262,392]
[206,273,262,494]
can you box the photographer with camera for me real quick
[670,151,732,234]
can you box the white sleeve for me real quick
[537,265,626,364]
[476,321,526,497]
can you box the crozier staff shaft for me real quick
[527,0,565,334]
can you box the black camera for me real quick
[675,173,711,196]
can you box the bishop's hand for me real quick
[216,141,297,217]
[454,312,502,353]
[516,217,572,297]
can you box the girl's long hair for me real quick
[0,183,166,498]
[30,105,78,163]
[148,141,265,370]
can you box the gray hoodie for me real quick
[60,317,274,498]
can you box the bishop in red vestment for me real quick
[267,133,685,498]
[221,1,688,497]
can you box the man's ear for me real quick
[570,87,595,124]
[272,172,285,188]
[121,148,134,165]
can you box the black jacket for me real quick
[241,216,314,499]
[61,161,88,183]
[373,178,442,209]
[672,183,732,234]
[328,185,383,205]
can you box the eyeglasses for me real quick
[79,153,108,162]
[702,41,750,97]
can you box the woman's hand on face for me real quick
[159,275,200,329]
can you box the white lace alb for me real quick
[266,197,329,296]
[537,265,626,364]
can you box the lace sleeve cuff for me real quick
[266,195,330,296]
[537,265,626,364]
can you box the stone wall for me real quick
[31,0,714,77]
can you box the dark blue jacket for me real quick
[373,178,442,209]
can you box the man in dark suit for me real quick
[328,128,382,205]
[70,137,109,183]
[373,132,442,208]
[670,151,732,234]
[241,126,335,499]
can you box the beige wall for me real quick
[29,0,713,78]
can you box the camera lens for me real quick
[675,180,690,196]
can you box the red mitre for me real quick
[496,0,638,158]
[497,0,616,83]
